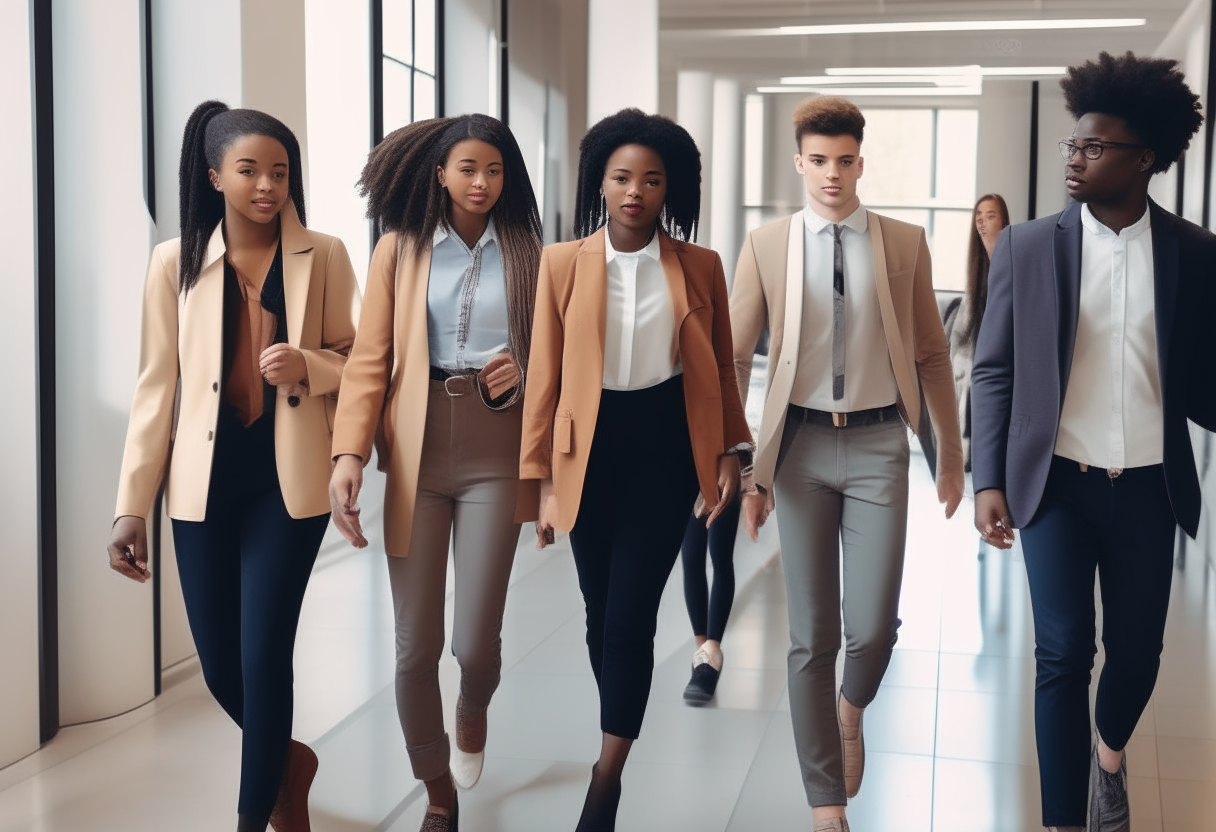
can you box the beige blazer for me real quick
[730,211,963,490]
[115,201,361,522]
[329,232,536,558]
[519,228,753,532]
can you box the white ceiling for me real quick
[658,0,1196,86]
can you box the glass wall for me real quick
[381,0,439,133]
[858,108,979,291]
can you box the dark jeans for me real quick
[1020,456,1176,827]
[569,376,700,739]
[172,406,329,826]
[681,493,740,642]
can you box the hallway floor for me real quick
[2,442,1215,831]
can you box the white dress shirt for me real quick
[602,229,681,391]
[1055,204,1163,470]
[790,203,899,411]
[427,219,510,370]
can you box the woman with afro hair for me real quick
[971,52,1216,832]
[328,114,542,832]
[520,108,752,831]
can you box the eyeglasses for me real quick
[1058,138,1143,162]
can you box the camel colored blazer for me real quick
[519,228,752,532]
[730,210,963,491]
[330,233,536,558]
[115,201,361,522]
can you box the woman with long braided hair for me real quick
[328,114,542,832]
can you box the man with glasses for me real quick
[971,52,1216,832]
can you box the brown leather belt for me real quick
[788,403,901,429]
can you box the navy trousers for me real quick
[681,493,740,643]
[1019,456,1176,827]
[172,405,329,825]
[569,376,700,739]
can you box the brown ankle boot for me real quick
[269,739,318,832]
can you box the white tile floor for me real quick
[3,437,1216,832]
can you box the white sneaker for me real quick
[451,747,484,791]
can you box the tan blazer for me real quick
[730,211,963,490]
[115,201,361,522]
[519,228,752,532]
[330,233,535,558]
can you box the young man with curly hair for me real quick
[971,52,1215,832]
[730,96,964,832]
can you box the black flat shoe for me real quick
[683,663,720,705]
[574,765,621,832]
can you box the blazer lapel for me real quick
[869,212,917,405]
[280,200,314,347]
[578,228,609,384]
[1149,200,1179,389]
[1053,204,1083,396]
[659,234,693,334]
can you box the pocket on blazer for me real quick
[553,409,573,454]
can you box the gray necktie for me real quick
[832,223,845,401]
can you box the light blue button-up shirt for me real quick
[427,218,510,370]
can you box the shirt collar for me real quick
[604,225,662,263]
[803,202,868,235]
[433,216,498,250]
[1080,203,1151,241]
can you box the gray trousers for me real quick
[773,414,909,807]
[386,379,522,783]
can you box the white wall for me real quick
[587,0,656,125]
[1035,83,1075,221]
[0,0,45,768]
[677,71,714,242]
[445,0,496,116]
[709,78,742,278]
[976,81,1033,225]
[53,0,157,724]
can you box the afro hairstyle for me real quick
[1060,51,1203,174]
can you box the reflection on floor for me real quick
[3,440,1216,832]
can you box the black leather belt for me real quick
[788,403,901,428]
[429,366,479,381]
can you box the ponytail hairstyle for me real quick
[178,100,306,293]
[358,114,543,376]
[574,108,702,242]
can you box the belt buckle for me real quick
[832,412,847,428]
[443,374,471,397]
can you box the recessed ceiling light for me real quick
[822,66,1066,77]
[780,74,980,86]
[671,19,1145,37]
[756,85,983,97]
[776,18,1145,36]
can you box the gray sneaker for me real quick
[1087,743,1130,832]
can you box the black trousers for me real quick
[172,405,329,825]
[1020,456,1176,827]
[681,493,740,643]
[569,376,700,739]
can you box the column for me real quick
[587,0,657,125]
[0,0,44,767]
[677,70,714,244]
[710,78,742,284]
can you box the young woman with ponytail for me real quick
[327,114,542,832]
[107,101,361,832]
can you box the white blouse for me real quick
[602,229,681,391]
[427,219,510,370]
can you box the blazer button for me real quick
[212,381,219,392]
[207,430,213,441]
[288,395,300,408]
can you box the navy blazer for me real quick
[971,199,1216,537]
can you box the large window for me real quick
[377,0,440,137]
[857,108,979,291]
